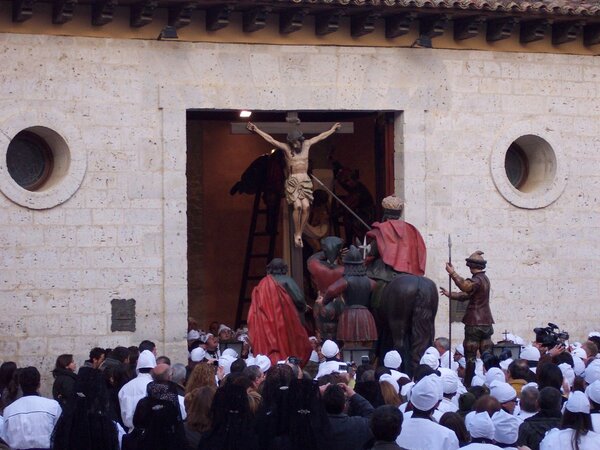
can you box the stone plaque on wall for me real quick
[111,298,136,332]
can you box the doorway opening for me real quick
[186,110,395,331]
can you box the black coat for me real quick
[328,393,375,450]
[517,409,562,450]
[52,368,77,406]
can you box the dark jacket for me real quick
[52,368,77,406]
[369,442,405,450]
[328,393,374,450]
[517,409,562,450]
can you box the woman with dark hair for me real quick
[439,412,470,447]
[0,362,17,414]
[255,364,294,448]
[539,391,600,450]
[51,366,122,450]
[198,383,258,450]
[52,354,78,407]
[1,368,22,413]
[103,363,130,428]
[184,386,216,449]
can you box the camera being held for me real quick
[533,322,570,351]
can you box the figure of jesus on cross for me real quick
[247,121,341,248]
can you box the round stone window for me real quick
[0,113,86,210]
[491,133,567,209]
[6,130,54,191]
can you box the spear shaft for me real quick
[448,234,452,368]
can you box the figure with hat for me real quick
[440,250,494,387]
[307,236,346,341]
[247,258,312,367]
[247,121,341,248]
[317,245,377,348]
[366,195,427,281]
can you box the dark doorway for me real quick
[186,110,395,330]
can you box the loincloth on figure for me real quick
[336,305,378,343]
[285,176,314,205]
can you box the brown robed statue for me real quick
[440,250,494,387]
[246,121,341,248]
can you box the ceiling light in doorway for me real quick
[240,110,252,118]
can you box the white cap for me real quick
[222,348,238,359]
[137,350,157,370]
[190,347,206,362]
[218,324,232,335]
[573,355,586,376]
[492,409,520,445]
[589,331,600,339]
[585,380,600,404]
[566,391,590,414]
[420,353,440,370]
[522,382,538,392]
[520,346,540,362]
[455,344,465,356]
[485,367,505,386]
[572,347,587,360]
[499,358,513,372]
[410,374,442,411]
[322,340,339,358]
[584,360,600,384]
[379,374,400,394]
[471,375,485,387]
[489,380,517,404]
[218,355,235,375]
[424,346,441,360]
[255,354,271,373]
[559,363,575,387]
[439,368,459,395]
[384,350,402,369]
[200,333,214,344]
[187,330,201,340]
[466,412,495,439]
[245,356,256,366]
[505,333,525,346]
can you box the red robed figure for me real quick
[248,275,312,366]
[367,220,427,276]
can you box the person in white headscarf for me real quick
[396,374,459,450]
[539,391,600,449]
[585,380,600,433]
[118,349,156,429]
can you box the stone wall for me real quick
[0,32,598,390]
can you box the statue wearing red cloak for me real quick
[248,260,312,366]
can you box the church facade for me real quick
[0,0,598,377]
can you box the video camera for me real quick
[533,323,569,348]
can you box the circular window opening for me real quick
[504,135,556,194]
[505,143,528,189]
[6,130,54,191]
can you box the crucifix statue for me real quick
[247,120,341,248]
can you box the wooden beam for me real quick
[130,0,157,28]
[520,19,549,43]
[552,21,582,45]
[231,122,354,134]
[419,14,448,39]
[385,13,415,39]
[168,2,195,29]
[315,11,340,36]
[486,17,517,42]
[351,12,379,38]
[91,0,115,26]
[243,7,270,33]
[454,16,481,41]
[206,4,233,32]
[280,8,306,35]
[52,0,75,24]
[584,23,600,47]
[12,0,34,22]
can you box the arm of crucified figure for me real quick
[306,122,341,145]
[246,122,288,150]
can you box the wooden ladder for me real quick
[234,189,280,328]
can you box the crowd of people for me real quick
[1,323,600,450]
